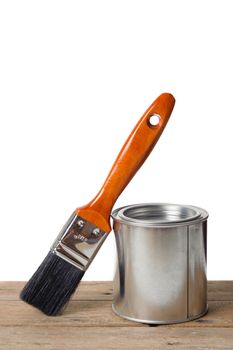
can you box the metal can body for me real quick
[112,203,208,324]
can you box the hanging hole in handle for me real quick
[147,114,161,127]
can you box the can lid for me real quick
[112,203,208,227]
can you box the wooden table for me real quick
[0,281,233,349]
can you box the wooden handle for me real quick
[76,93,175,232]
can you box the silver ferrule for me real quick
[51,212,108,271]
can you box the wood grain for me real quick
[0,281,113,301]
[0,300,232,328]
[2,280,232,301]
[76,93,175,232]
[1,327,233,350]
[0,281,233,350]
[208,280,233,301]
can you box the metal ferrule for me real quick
[51,212,107,271]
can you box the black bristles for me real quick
[20,252,84,316]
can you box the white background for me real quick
[0,0,232,281]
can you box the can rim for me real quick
[111,203,209,228]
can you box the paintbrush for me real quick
[20,93,175,315]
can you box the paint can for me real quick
[112,203,208,324]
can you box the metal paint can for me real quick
[111,203,208,324]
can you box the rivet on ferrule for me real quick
[77,219,85,228]
[92,228,101,237]
[51,212,108,271]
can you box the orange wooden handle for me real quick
[76,93,175,232]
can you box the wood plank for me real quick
[0,300,140,327]
[0,300,232,328]
[1,281,233,301]
[0,326,233,350]
[0,281,232,350]
[208,281,233,301]
[0,281,113,301]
